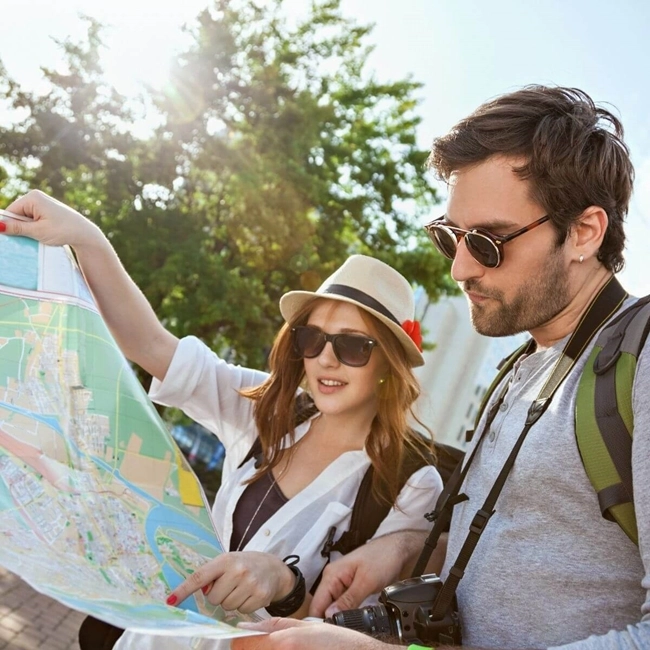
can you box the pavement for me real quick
[0,567,84,649]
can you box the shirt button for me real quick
[263,529,271,536]
[499,402,508,412]
[488,431,496,442]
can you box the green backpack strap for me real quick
[466,339,534,443]
[575,295,650,546]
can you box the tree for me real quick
[0,17,143,221]
[0,0,453,374]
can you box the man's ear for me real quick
[570,206,608,262]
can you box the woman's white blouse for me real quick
[115,336,442,650]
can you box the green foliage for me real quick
[0,0,454,374]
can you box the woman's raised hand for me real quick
[1,190,104,249]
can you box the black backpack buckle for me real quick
[593,330,625,375]
[320,525,337,559]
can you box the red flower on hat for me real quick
[401,320,422,352]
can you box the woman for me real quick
[1,191,443,648]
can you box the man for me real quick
[231,85,650,649]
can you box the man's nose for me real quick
[450,237,485,284]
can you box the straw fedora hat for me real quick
[279,255,424,367]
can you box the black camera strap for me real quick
[411,422,492,576]
[411,333,537,578]
[417,276,627,621]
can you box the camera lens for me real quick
[326,604,400,638]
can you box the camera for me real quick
[325,574,461,645]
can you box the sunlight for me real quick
[99,0,304,96]
[2,1,309,100]
[0,0,209,98]
[89,0,209,96]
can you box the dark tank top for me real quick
[230,471,288,551]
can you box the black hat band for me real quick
[323,284,400,326]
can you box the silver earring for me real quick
[579,255,584,264]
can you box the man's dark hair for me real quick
[428,85,634,272]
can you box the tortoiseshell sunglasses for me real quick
[424,215,550,268]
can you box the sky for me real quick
[1,0,649,294]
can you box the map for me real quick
[0,232,254,639]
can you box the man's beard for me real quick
[461,253,570,337]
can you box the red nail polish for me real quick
[201,585,210,594]
[166,594,178,606]
[0,222,6,233]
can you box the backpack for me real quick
[470,294,650,546]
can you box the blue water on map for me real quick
[0,404,63,434]
[0,236,38,290]
[0,455,15,505]
[91,456,219,614]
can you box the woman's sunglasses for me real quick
[291,326,378,367]
[424,214,550,268]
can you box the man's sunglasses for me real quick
[424,214,550,268]
[291,326,378,367]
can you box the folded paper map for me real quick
[0,232,254,639]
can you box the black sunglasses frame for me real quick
[291,326,378,368]
[424,214,550,268]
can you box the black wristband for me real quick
[265,555,306,617]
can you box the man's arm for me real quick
[231,618,401,650]
[400,532,447,579]
[309,530,429,618]
[231,618,492,650]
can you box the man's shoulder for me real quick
[598,292,650,408]
[602,292,650,338]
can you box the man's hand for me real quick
[231,618,402,650]
[309,530,427,618]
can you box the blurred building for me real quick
[171,422,225,471]
[414,291,527,449]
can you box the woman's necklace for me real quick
[234,442,299,553]
[235,472,282,552]
[234,421,318,552]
